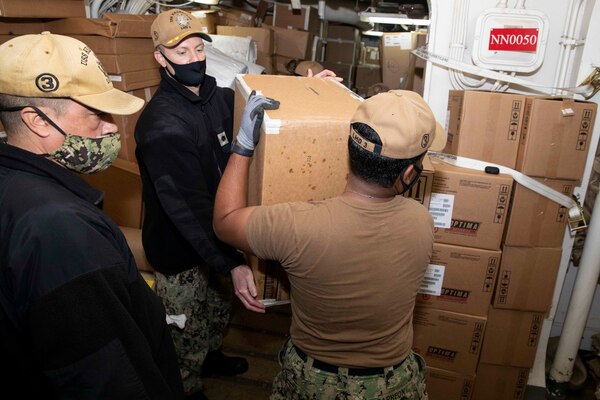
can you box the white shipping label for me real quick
[418,264,445,296]
[429,193,454,228]
[384,33,412,49]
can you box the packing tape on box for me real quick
[428,151,587,233]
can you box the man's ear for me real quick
[20,107,51,138]
[154,50,167,68]
[401,164,415,183]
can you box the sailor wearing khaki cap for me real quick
[136,9,249,400]
[213,90,447,399]
[0,32,184,398]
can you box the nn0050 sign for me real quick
[488,28,539,52]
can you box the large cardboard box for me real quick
[272,2,320,34]
[354,65,382,97]
[217,7,255,27]
[46,14,156,38]
[359,44,380,67]
[0,0,85,18]
[234,74,361,205]
[110,68,161,92]
[417,243,500,316]
[327,24,357,41]
[430,159,513,250]
[426,367,475,400]
[271,25,311,60]
[97,53,156,74]
[190,9,218,34]
[321,61,355,89]
[412,307,486,374]
[503,178,574,247]
[516,96,597,180]
[0,18,45,34]
[79,158,143,229]
[479,307,544,367]
[472,363,529,400]
[493,246,562,312]
[324,39,357,64]
[68,34,154,54]
[445,91,526,169]
[379,32,417,90]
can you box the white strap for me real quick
[428,152,587,233]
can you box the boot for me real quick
[202,349,248,377]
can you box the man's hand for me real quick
[231,265,266,313]
[309,68,344,83]
[231,91,280,157]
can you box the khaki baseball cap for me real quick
[151,9,212,48]
[350,90,447,159]
[0,32,143,115]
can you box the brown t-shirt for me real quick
[247,195,433,368]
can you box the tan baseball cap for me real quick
[0,32,143,116]
[350,90,447,159]
[151,8,212,48]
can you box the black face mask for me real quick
[161,52,206,87]
[398,162,423,195]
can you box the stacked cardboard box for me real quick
[45,14,159,91]
[438,90,597,399]
[414,158,513,399]
[216,25,274,74]
[379,32,418,90]
[0,0,85,18]
[322,23,359,89]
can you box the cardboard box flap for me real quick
[237,74,362,133]
[46,13,155,38]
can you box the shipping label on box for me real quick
[412,307,487,374]
[234,74,361,206]
[479,307,543,367]
[430,159,513,250]
[503,178,574,247]
[493,246,562,312]
[445,90,525,169]
[426,367,475,400]
[516,96,597,180]
[417,243,500,316]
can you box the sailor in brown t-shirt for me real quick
[214,90,447,399]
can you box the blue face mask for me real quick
[161,52,206,87]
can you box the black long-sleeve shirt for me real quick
[134,69,245,275]
[0,143,183,399]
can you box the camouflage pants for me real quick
[154,265,233,395]
[271,339,428,400]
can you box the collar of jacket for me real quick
[0,142,104,207]
[159,67,218,105]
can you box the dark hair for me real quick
[348,122,423,188]
[0,94,68,134]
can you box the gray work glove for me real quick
[231,90,280,157]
